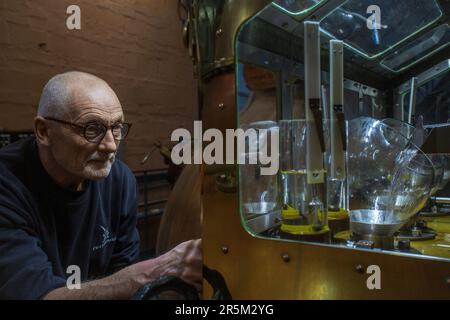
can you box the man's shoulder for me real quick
[0,139,37,226]
[0,138,35,186]
[0,136,35,166]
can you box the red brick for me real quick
[0,0,197,171]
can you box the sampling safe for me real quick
[163,0,450,299]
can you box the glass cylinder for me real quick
[239,121,279,220]
[324,117,348,215]
[279,120,328,236]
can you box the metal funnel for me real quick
[350,209,404,237]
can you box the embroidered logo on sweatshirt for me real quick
[92,225,117,252]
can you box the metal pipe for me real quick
[407,77,418,125]
[329,40,346,181]
[304,21,325,187]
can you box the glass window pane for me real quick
[321,0,443,58]
[272,0,325,15]
[403,71,450,125]
[381,24,450,72]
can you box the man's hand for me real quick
[44,239,203,300]
[131,239,203,294]
[168,239,203,293]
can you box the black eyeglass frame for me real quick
[43,117,132,143]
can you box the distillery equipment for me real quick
[162,0,450,299]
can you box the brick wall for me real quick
[0,0,197,171]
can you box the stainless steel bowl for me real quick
[350,209,405,237]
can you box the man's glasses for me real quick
[44,117,132,143]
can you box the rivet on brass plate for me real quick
[355,264,365,273]
[221,246,229,254]
[282,253,290,263]
[218,103,225,110]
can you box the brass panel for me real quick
[201,71,236,131]
[203,174,450,299]
[411,216,450,258]
[201,72,450,300]
[197,0,271,75]
[156,165,201,254]
[197,0,450,298]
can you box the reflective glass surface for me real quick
[321,0,443,58]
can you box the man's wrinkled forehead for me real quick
[64,83,124,122]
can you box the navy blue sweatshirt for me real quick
[0,137,140,299]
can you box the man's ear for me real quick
[34,116,51,147]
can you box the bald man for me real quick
[0,71,202,299]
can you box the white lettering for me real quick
[366,265,381,290]
[66,265,81,290]
[66,5,81,30]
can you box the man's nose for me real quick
[98,128,118,153]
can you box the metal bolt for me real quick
[221,246,229,254]
[214,57,227,66]
[216,28,223,36]
[412,228,422,237]
[397,239,411,250]
[446,277,450,286]
[355,264,365,273]
[281,253,290,263]
[218,103,225,110]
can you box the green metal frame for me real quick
[381,24,450,73]
[271,0,327,16]
[318,0,444,60]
